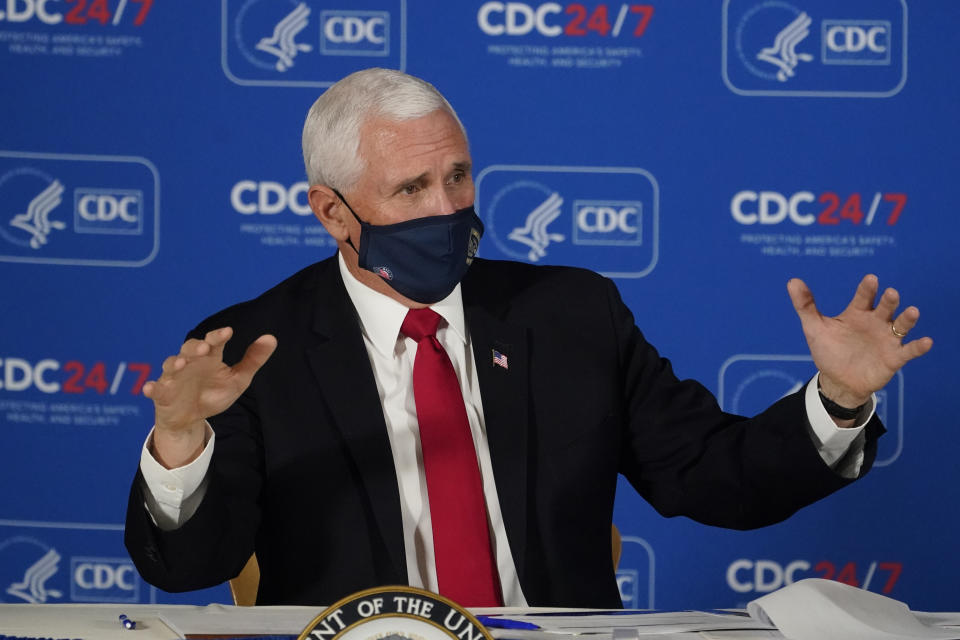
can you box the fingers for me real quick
[167,327,234,365]
[141,374,174,401]
[204,326,233,359]
[902,336,934,361]
[161,354,186,374]
[875,287,900,321]
[891,306,932,362]
[145,356,185,403]
[891,305,920,337]
[170,327,235,367]
[179,338,211,358]
[141,327,235,399]
[886,302,931,363]
[846,274,879,311]
[232,334,278,385]
[786,278,821,327]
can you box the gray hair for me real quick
[301,68,467,190]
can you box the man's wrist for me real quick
[150,421,209,469]
[817,385,867,420]
[817,374,871,412]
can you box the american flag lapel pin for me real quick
[492,349,509,370]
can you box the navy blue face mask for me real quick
[333,189,484,304]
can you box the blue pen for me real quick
[476,615,541,630]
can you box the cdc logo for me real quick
[71,557,139,602]
[0,0,63,24]
[74,189,143,234]
[320,10,389,55]
[616,535,655,609]
[231,180,312,216]
[478,2,564,36]
[574,202,643,245]
[718,354,903,466]
[0,150,159,267]
[0,522,147,604]
[475,165,658,278]
[722,0,906,97]
[222,0,406,87]
[822,21,890,64]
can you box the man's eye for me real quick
[402,184,419,195]
[450,172,464,184]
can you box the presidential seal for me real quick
[298,586,494,640]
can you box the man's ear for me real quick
[309,185,350,240]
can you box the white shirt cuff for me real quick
[139,423,215,531]
[805,372,874,478]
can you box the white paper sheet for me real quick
[747,579,960,640]
[157,603,322,636]
[480,610,775,635]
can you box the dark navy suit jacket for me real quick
[125,256,883,606]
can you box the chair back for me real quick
[229,553,260,606]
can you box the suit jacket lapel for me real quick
[465,297,531,584]
[303,261,406,581]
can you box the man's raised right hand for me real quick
[141,327,277,469]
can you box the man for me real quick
[125,68,931,608]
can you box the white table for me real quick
[3,602,959,640]
[0,603,190,639]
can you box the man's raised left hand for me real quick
[787,274,933,425]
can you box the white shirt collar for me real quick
[337,252,467,358]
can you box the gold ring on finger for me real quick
[890,323,907,339]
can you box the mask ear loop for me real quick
[331,188,364,255]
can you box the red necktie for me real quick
[400,308,502,606]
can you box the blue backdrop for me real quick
[1,0,957,611]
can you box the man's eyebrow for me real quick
[390,162,472,192]
[390,171,429,192]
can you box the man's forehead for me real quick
[358,112,471,177]
[359,110,464,145]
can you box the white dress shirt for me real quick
[140,253,872,605]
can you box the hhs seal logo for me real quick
[722,0,907,97]
[222,0,407,88]
[0,523,140,604]
[0,536,64,604]
[718,354,904,466]
[475,165,658,279]
[1,170,66,250]
[254,3,313,72]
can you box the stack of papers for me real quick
[477,581,960,640]
[747,579,960,639]
[156,580,960,640]
[477,610,775,638]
